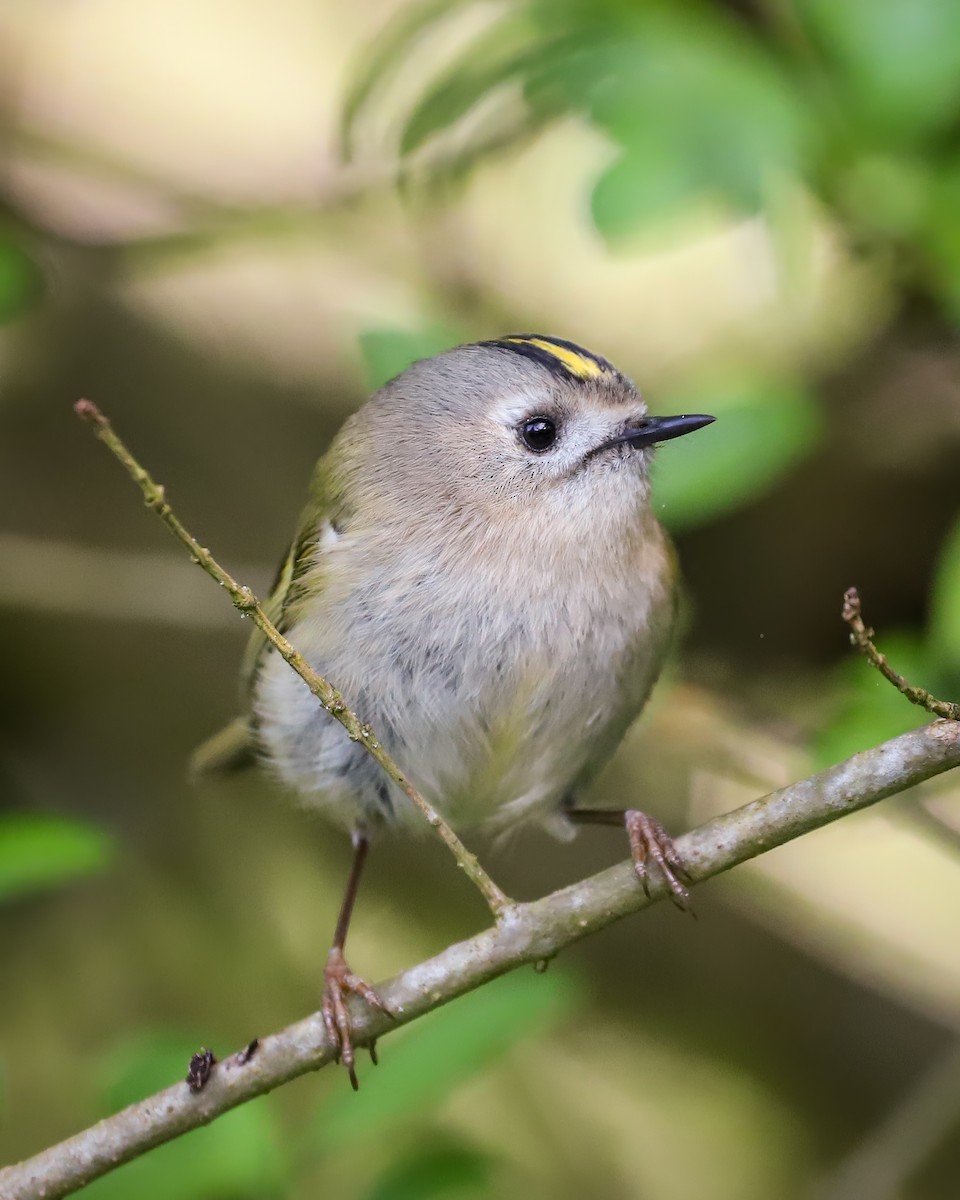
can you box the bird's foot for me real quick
[321,946,390,1090]
[625,809,693,913]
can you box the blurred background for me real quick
[2,1,960,1197]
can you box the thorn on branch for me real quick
[842,587,960,721]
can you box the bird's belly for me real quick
[255,612,666,837]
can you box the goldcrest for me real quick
[194,334,714,1086]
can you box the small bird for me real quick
[193,334,713,1086]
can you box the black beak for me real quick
[598,412,715,453]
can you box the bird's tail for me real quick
[189,716,257,780]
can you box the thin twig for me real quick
[72,399,512,919]
[4,719,960,1200]
[842,587,960,721]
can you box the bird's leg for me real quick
[566,807,692,912]
[321,829,390,1089]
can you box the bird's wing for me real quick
[190,484,329,778]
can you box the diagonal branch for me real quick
[13,410,953,1200]
[3,719,960,1200]
[72,399,511,919]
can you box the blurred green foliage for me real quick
[2,0,960,1197]
[815,630,931,768]
[346,0,960,305]
[0,233,40,325]
[46,965,577,1199]
[85,1034,287,1200]
[364,1142,492,1200]
[930,516,960,667]
[801,0,960,137]
[652,374,821,531]
[313,970,577,1147]
[359,324,469,391]
[0,813,114,903]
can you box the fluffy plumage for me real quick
[196,337,688,839]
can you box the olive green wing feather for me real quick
[189,485,330,779]
[238,520,314,694]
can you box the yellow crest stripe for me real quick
[502,337,608,380]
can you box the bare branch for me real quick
[72,399,511,919]
[17,413,955,1199]
[3,719,960,1200]
[842,587,960,720]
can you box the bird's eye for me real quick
[519,416,558,452]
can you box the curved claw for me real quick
[322,948,391,1090]
[625,810,693,914]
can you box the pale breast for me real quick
[253,516,676,836]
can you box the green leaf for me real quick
[315,969,578,1145]
[0,235,41,324]
[928,515,960,667]
[813,633,932,769]
[529,12,810,232]
[838,154,931,240]
[0,813,115,903]
[366,1142,493,1200]
[358,324,470,391]
[87,1033,286,1200]
[595,27,806,203]
[650,377,821,531]
[799,0,960,138]
[591,140,698,241]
